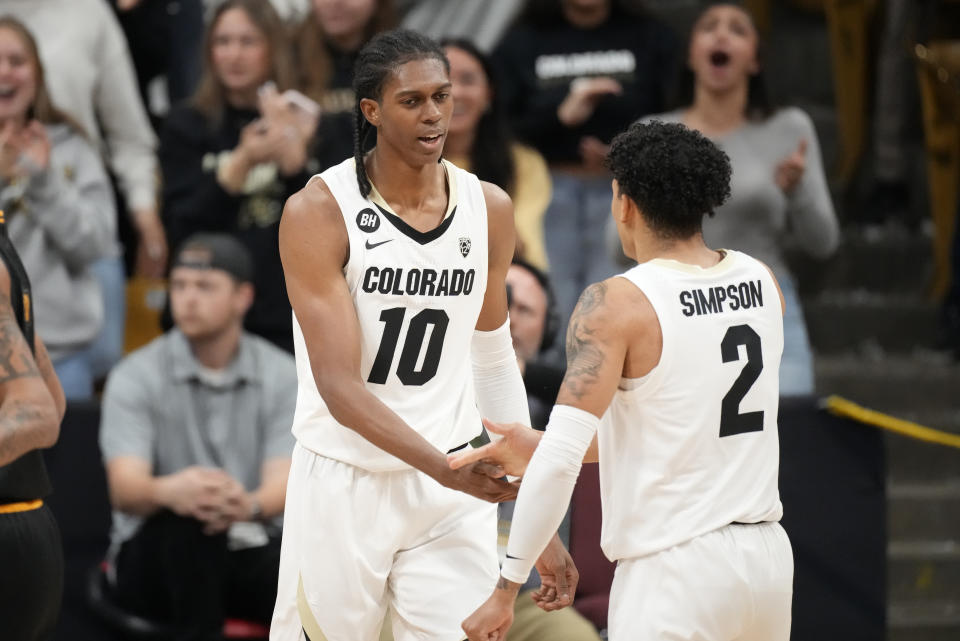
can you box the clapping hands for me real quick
[230,83,321,180]
[0,120,50,181]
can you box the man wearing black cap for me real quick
[99,233,297,639]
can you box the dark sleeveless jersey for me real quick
[0,213,53,503]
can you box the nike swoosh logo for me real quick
[505,554,524,560]
[365,239,394,250]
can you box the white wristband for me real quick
[472,318,531,431]
[500,404,600,583]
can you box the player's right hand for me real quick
[462,586,517,641]
[447,418,542,477]
[443,462,519,503]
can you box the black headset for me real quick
[509,258,560,354]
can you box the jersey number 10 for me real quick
[368,307,449,386]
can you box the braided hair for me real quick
[352,29,450,198]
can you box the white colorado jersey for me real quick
[599,250,784,561]
[290,158,488,471]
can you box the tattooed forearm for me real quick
[0,303,39,383]
[0,297,57,465]
[0,399,58,466]
[563,282,608,400]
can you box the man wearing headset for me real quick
[506,259,563,429]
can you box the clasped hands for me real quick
[449,420,577,640]
[157,465,257,536]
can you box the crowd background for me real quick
[2,0,956,393]
[2,0,959,639]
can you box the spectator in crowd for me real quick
[210,0,313,20]
[292,0,397,169]
[99,233,296,638]
[442,39,552,271]
[637,2,839,395]
[112,0,206,120]
[5,0,165,388]
[0,17,117,399]
[493,0,678,336]
[160,0,319,352]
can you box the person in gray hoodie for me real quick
[0,16,116,399]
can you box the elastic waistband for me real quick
[0,499,43,514]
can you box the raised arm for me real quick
[497,279,637,574]
[462,278,640,640]
[0,267,60,467]
[280,179,515,503]
[450,272,639,474]
[783,109,839,259]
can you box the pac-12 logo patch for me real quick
[356,208,380,233]
[459,237,471,258]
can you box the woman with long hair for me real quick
[639,2,839,396]
[160,0,317,352]
[0,16,117,399]
[292,0,397,169]
[441,39,551,271]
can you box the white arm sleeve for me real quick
[500,405,599,583]
[471,318,531,432]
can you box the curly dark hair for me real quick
[606,121,731,239]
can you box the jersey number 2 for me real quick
[719,324,764,437]
[368,308,449,386]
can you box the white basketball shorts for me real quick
[608,521,793,641]
[270,443,499,641]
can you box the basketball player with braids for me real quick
[270,30,578,641]
[454,122,794,641]
[0,211,67,641]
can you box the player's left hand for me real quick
[532,533,578,611]
[462,584,518,641]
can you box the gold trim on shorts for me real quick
[297,574,329,641]
[0,499,43,514]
